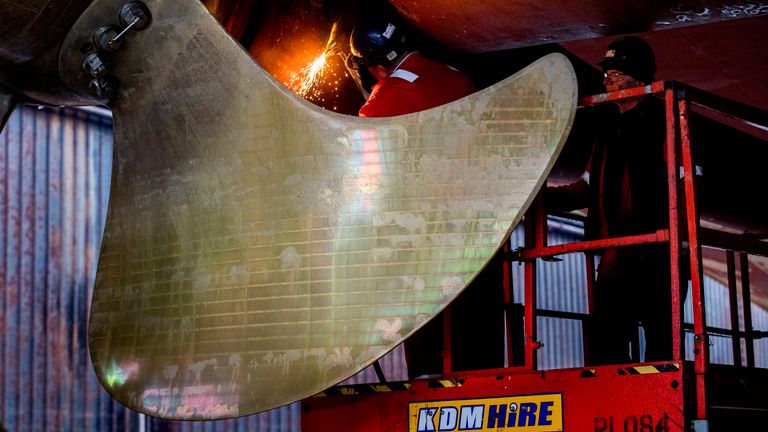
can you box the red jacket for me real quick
[358,52,476,117]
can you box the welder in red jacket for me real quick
[349,15,504,379]
[349,16,476,118]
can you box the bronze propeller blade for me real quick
[83,0,577,419]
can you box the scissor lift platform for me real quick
[302,82,768,431]
[302,362,768,431]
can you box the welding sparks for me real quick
[287,22,346,106]
[290,52,329,98]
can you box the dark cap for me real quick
[598,36,657,83]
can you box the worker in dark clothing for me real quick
[547,36,688,365]
[349,15,504,379]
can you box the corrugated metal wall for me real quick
[2,106,767,432]
[0,105,136,431]
[508,217,590,369]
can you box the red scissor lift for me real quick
[302,82,768,431]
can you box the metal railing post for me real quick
[726,250,742,366]
[664,84,683,363]
[678,89,709,421]
[740,253,755,368]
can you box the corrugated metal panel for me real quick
[681,273,768,367]
[0,105,140,432]
[752,304,768,368]
[508,217,589,369]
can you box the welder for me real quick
[348,14,476,117]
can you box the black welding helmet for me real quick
[349,15,409,68]
[598,36,657,84]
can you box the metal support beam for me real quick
[726,251,742,366]
[740,253,755,368]
[664,85,683,363]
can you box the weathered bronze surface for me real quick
[87,0,577,419]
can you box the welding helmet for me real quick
[349,15,409,68]
[598,36,657,84]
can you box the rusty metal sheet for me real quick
[0,105,138,432]
[85,0,577,419]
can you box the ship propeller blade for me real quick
[87,0,577,419]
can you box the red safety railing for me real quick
[495,81,768,424]
[331,81,768,431]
